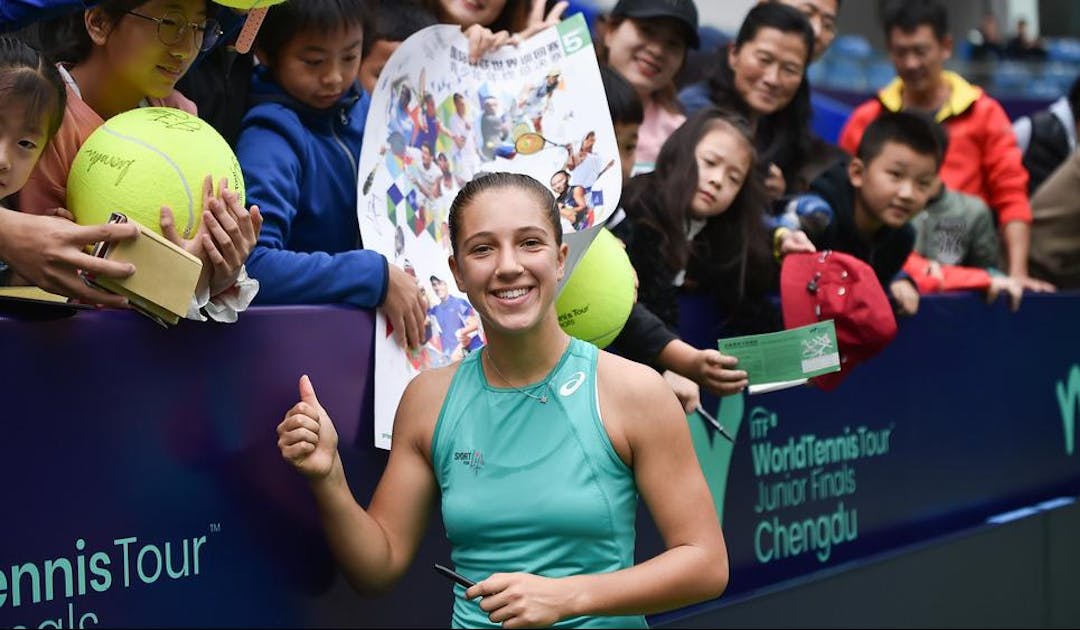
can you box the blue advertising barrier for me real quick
[1,294,1078,627]
[657,291,1080,622]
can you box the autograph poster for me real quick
[357,15,620,448]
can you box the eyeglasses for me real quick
[126,10,223,53]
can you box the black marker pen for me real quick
[434,563,476,589]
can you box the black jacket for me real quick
[607,175,782,367]
[1021,109,1072,195]
[808,161,916,288]
[175,9,254,148]
[607,205,680,368]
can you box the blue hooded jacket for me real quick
[238,66,387,307]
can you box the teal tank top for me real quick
[431,338,646,629]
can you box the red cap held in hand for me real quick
[780,251,897,391]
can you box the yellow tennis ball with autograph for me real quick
[67,107,244,238]
[556,228,635,348]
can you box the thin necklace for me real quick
[483,341,567,404]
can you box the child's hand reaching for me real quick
[778,229,816,257]
[764,163,787,199]
[383,264,427,350]
[889,278,920,317]
[692,349,748,396]
[663,369,701,413]
[464,24,513,63]
[518,0,569,40]
[0,209,138,306]
[461,0,568,64]
[160,175,263,298]
[46,207,76,222]
[987,275,1023,312]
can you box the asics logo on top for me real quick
[560,371,587,397]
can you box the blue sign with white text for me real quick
[1,294,1078,627]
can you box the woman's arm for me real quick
[237,111,393,308]
[465,354,727,625]
[278,369,450,594]
[657,338,748,397]
[569,354,728,615]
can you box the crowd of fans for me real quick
[1,0,1076,396]
[2,0,1078,624]
[1,0,1075,398]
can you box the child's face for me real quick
[94,0,208,99]
[438,0,505,28]
[271,23,364,110]
[0,103,49,199]
[690,123,752,219]
[613,122,639,182]
[850,141,938,230]
[728,26,808,116]
[358,39,400,94]
[603,18,687,99]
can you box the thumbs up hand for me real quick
[277,375,341,479]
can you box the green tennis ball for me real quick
[556,228,635,348]
[67,107,244,238]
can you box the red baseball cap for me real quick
[780,251,897,391]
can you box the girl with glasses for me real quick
[125,7,222,52]
[18,0,259,322]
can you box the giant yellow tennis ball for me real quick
[556,228,635,348]
[67,107,244,238]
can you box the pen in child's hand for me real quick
[696,405,735,443]
[434,563,476,589]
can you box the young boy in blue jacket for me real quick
[238,0,425,348]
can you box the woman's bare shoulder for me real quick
[393,361,463,443]
[595,350,684,442]
[596,350,671,401]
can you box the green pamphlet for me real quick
[718,320,841,393]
